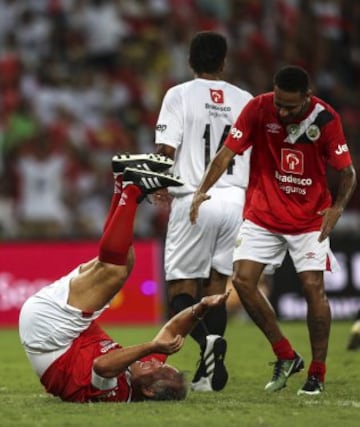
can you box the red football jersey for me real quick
[40,321,167,403]
[225,93,353,234]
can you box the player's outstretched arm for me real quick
[92,293,229,378]
[93,341,163,378]
[154,292,230,343]
[190,146,236,224]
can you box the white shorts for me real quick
[233,220,339,273]
[165,189,245,280]
[18,267,108,376]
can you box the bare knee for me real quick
[300,272,327,303]
[68,257,132,311]
[231,261,266,299]
[104,246,135,283]
[91,247,134,285]
[104,262,129,283]
[232,273,254,298]
[167,279,198,301]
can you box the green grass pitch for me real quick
[0,319,359,427]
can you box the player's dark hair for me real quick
[138,370,188,402]
[189,31,227,74]
[273,65,310,94]
[149,371,188,401]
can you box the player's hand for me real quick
[317,206,343,242]
[200,291,231,309]
[151,334,184,355]
[189,192,211,224]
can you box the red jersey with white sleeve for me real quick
[225,93,353,234]
[40,321,167,403]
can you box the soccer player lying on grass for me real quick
[19,153,229,403]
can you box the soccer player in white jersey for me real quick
[190,65,357,395]
[155,31,253,392]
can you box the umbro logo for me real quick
[119,193,128,205]
[304,252,316,259]
[100,340,118,353]
[266,123,282,134]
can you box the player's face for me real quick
[273,86,310,124]
[131,358,179,382]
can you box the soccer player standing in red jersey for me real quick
[19,153,229,403]
[190,66,357,395]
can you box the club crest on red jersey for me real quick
[305,124,320,141]
[281,149,304,175]
[210,89,224,104]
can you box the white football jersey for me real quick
[155,78,253,196]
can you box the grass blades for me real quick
[1,319,359,427]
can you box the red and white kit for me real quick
[19,268,167,403]
[225,93,352,234]
[225,93,352,272]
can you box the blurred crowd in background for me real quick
[0,0,359,241]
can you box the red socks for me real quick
[272,337,295,360]
[272,338,326,382]
[273,340,326,382]
[308,360,326,382]
[103,177,123,232]
[98,183,142,265]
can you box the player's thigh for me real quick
[164,196,220,280]
[233,220,287,271]
[19,296,56,349]
[286,232,339,273]
[212,200,243,276]
[69,249,135,312]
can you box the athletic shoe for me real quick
[192,358,207,386]
[191,335,228,392]
[264,352,304,392]
[346,320,360,350]
[123,167,183,201]
[112,153,173,177]
[297,376,324,395]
